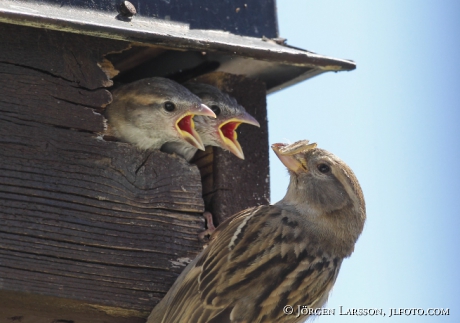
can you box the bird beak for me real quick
[271,141,317,174]
[218,112,260,160]
[176,104,216,151]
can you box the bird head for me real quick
[106,77,216,150]
[272,140,366,256]
[185,83,260,159]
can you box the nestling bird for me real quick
[161,83,260,161]
[104,77,216,150]
[148,140,366,323]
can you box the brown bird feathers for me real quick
[104,77,215,151]
[148,140,366,323]
[161,83,260,161]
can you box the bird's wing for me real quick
[160,205,341,323]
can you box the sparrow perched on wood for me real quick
[104,77,216,150]
[148,140,366,323]
[161,83,260,161]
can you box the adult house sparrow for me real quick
[161,83,260,161]
[105,77,216,150]
[148,140,366,323]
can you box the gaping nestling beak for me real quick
[271,140,317,174]
[218,112,260,160]
[176,104,216,150]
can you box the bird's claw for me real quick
[199,211,216,242]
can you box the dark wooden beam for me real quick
[0,23,205,322]
[0,22,124,89]
[192,72,270,225]
[0,290,146,323]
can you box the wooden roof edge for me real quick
[0,1,356,72]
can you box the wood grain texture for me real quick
[0,24,205,321]
[0,290,146,323]
[0,23,129,89]
[0,62,108,133]
[192,72,270,225]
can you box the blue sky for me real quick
[268,1,459,322]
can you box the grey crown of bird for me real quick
[148,140,366,323]
[161,82,260,161]
[104,77,216,151]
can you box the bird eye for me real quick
[317,163,331,174]
[211,105,221,116]
[164,101,176,112]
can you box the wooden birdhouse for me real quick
[0,1,355,322]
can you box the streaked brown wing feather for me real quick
[154,207,260,323]
[156,205,341,323]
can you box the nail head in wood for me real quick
[119,1,136,17]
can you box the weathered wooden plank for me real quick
[0,23,206,321]
[0,62,108,133]
[0,290,146,323]
[193,72,270,224]
[0,116,204,212]
[0,116,205,310]
[0,22,130,89]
